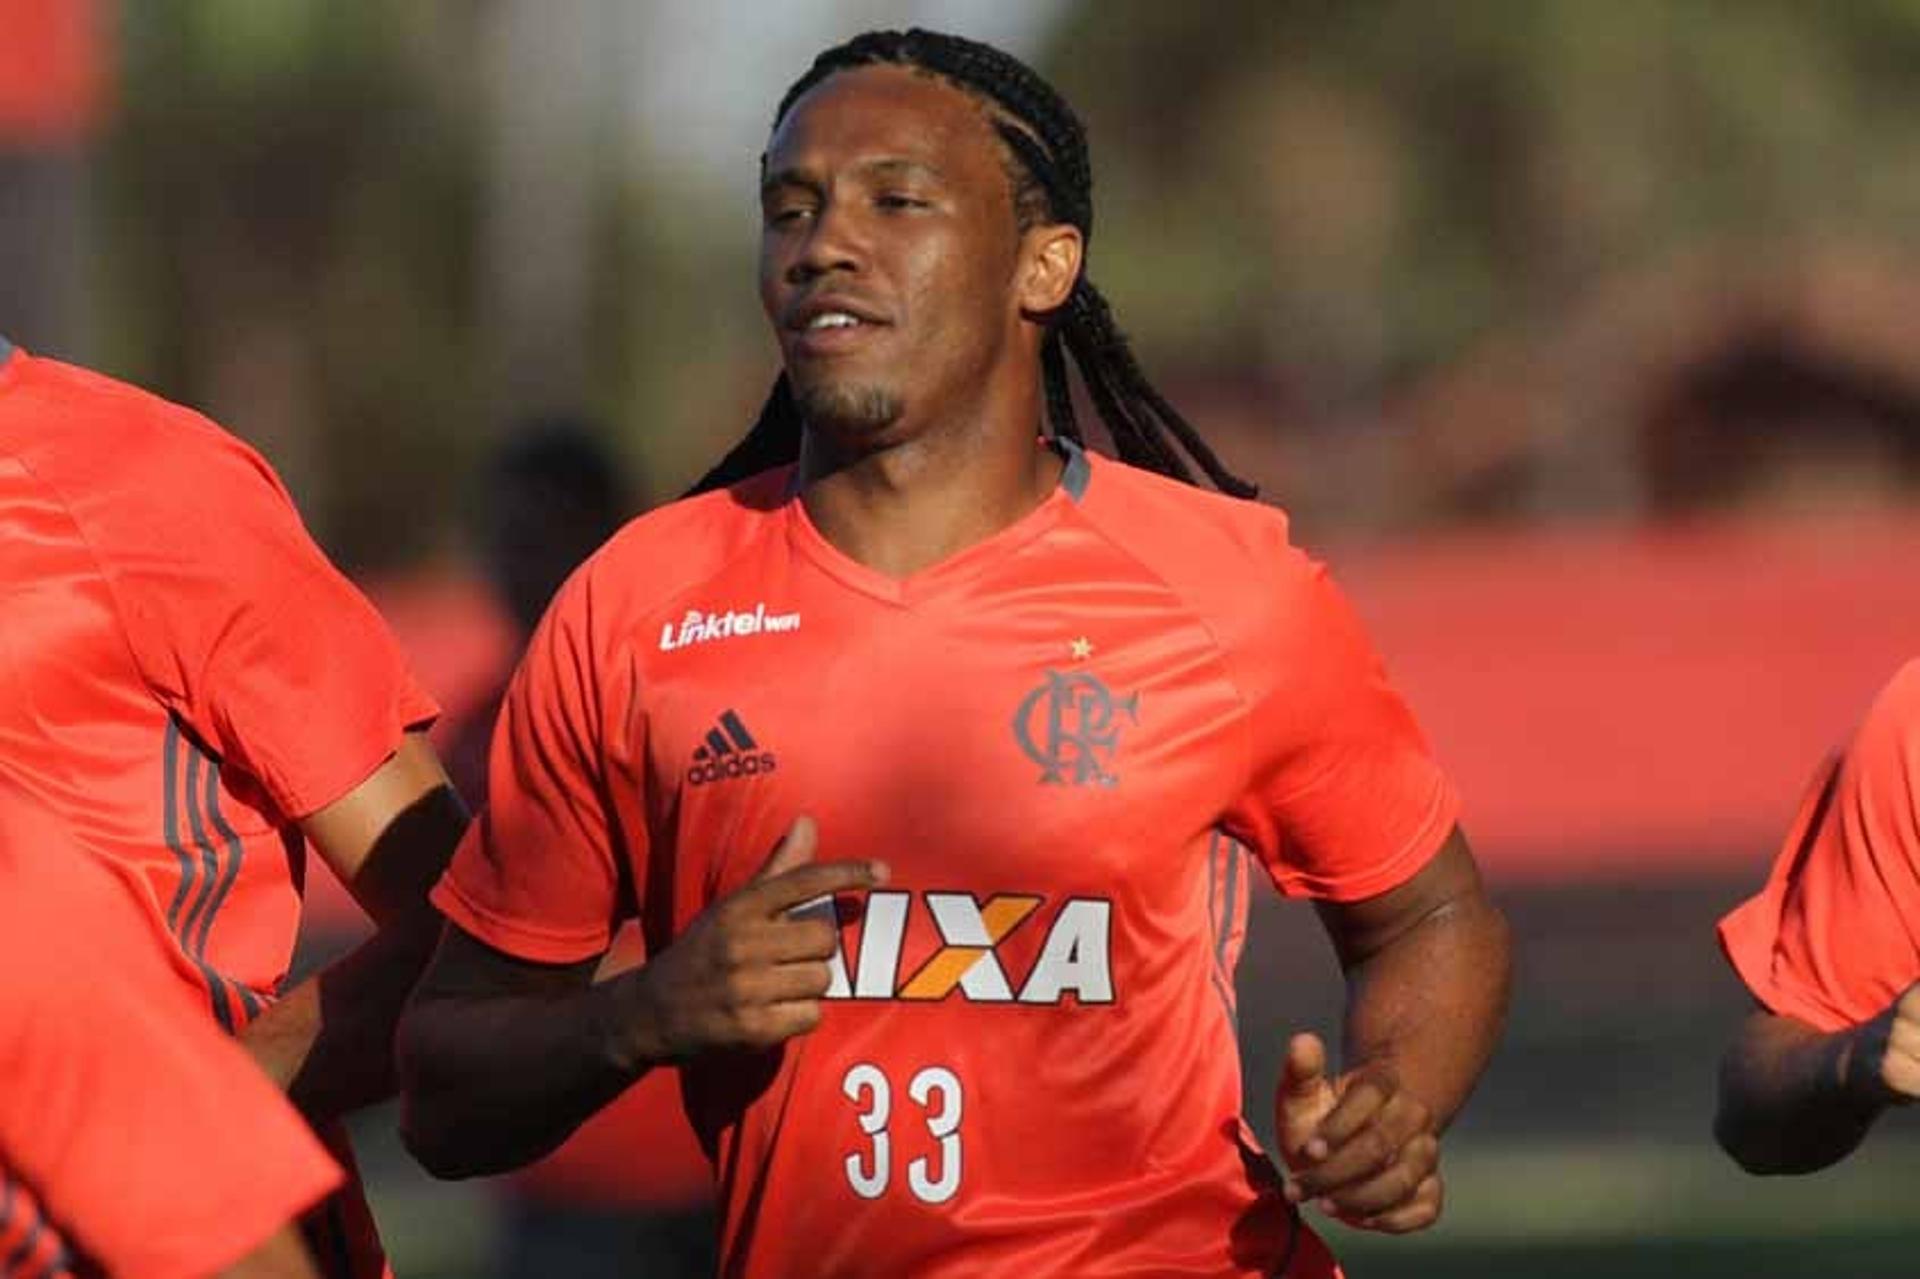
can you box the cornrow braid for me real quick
[690,27,1256,500]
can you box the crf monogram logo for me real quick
[1013,670,1139,787]
[807,891,1114,1006]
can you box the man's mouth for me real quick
[804,311,867,331]
[785,299,891,355]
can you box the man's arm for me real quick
[1714,985,1920,1174]
[1277,828,1510,1232]
[217,1226,324,1279]
[239,731,469,1119]
[398,816,883,1179]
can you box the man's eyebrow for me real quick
[760,157,945,196]
[856,157,944,183]
[759,166,818,198]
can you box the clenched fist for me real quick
[1276,1032,1444,1234]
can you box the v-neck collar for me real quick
[785,437,1091,608]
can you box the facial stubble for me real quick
[792,378,905,443]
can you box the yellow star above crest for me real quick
[1069,636,1094,661]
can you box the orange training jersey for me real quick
[1,796,342,1279]
[437,440,1459,1278]
[0,340,436,1278]
[1720,659,1920,1030]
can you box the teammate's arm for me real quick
[1715,985,1920,1174]
[1713,664,1920,1173]
[75,415,469,1120]
[217,1227,325,1279]
[1278,827,1510,1232]
[240,731,469,1119]
[399,817,883,1178]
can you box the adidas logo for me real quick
[687,709,777,787]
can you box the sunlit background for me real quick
[7,1,1920,1275]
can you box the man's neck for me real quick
[797,412,1064,581]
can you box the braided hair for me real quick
[690,28,1256,498]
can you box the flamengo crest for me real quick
[1013,669,1139,787]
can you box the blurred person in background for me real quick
[400,29,1508,1279]
[445,420,717,1279]
[1716,659,1920,1173]
[0,336,469,1279]
[1,791,341,1279]
[444,420,640,799]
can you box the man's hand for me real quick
[625,816,885,1060]
[1276,1032,1443,1233]
[1844,982,1920,1107]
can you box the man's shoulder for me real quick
[1075,452,1308,614]
[1873,659,1920,723]
[0,351,292,522]
[567,466,793,629]
[1851,659,1920,786]
[1080,451,1292,555]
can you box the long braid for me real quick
[685,375,802,496]
[691,28,1256,499]
[1069,283,1255,495]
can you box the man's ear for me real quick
[1019,223,1084,316]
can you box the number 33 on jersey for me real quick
[799,888,1111,1209]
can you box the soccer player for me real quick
[1716,660,1920,1173]
[0,337,469,1277]
[1,794,340,1279]
[399,29,1510,1277]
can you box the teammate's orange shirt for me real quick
[1720,659,1920,1030]
[437,442,1459,1278]
[0,339,436,1025]
[0,340,435,1279]
[1,796,341,1279]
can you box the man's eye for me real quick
[766,206,814,226]
[876,193,928,211]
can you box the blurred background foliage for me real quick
[54,0,1920,563]
[1059,0,1920,379]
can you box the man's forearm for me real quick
[396,967,655,1179]
[263,743,471,1118]
[241,916,441,1119]
[1715,1010,1881,1174]
[1340,892,1510,1130]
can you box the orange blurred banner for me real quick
[1338,512,1920,879]
[0,0,110,143]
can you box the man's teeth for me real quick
[807,312,862,330]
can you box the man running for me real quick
[401,29,1509,1277]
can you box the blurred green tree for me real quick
[1045,0,1920,408]
[102,2,485,568]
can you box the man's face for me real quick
[758,65,1027,450]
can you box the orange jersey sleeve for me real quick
[1068,457,1458,903]
[0,803,341,1279]
[1719,659,1920,1031]
[0,348,437,821]
[1225,545,1459,901]
[434,561,633,962]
